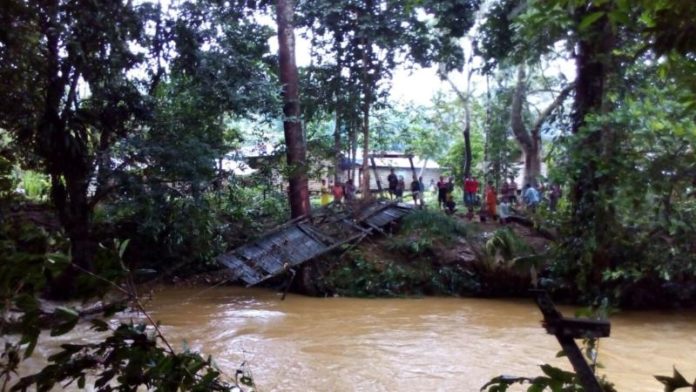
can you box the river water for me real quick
[24,286,696,391]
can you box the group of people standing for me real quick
[387,169,425,208]
[479,177,563,223]
[436,176,456,213]
[320,178,356,206]
[319,170,562,218]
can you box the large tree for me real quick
[478,0,696,294]
[509,63,573,187]
[298,0,480,197]
[0,0,274,297]
[0,0,153,297]
[277,0,310,217]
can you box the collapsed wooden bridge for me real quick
[217,201,414,286]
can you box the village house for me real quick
[338,152,444,194]
[220,146,445,196]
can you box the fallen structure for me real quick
[217,201,414,286]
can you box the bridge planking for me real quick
[216,201,414,287]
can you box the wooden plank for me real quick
[217,255,264,284]
[248,231,369,287]
[532,290,607,392]
[253,241,287,270]
[381,209,402,219]
[340,219,371,234]
[217,199,418,287]
[369,153,414,158]
[284,232,320,263]
[297,223,333,246]
[370,156,384,197]
[365,215,389,227]
[237,243,268,260]
[303,224,339,245]
[253,254,285,275]
[363,221,387,235]
[355,201,394,222]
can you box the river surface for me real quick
[24,286,696,391]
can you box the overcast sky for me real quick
[272,31,467,106]
[282,31,575,107]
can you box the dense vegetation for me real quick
[1,0,695,390]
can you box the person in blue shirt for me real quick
[523,183,540,212]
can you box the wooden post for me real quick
[532,290,608,392]
[370,156,384,198]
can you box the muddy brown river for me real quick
[21,286,696,391]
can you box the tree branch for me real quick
[531,82,575,138]
[511,64,534,151]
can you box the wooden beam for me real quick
[370,156,384,197]
[369,153,414,158]
[532,290,607,392]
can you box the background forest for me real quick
[1,0,695,390]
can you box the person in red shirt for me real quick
[464,176,479,207]
[332,181,344,204]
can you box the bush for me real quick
[19,170,49,201]
[399,210,470,244]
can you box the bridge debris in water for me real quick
[217,201,414,286]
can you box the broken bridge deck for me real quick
[217,201,414,286]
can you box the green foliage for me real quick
[11,323,253,392]
[481,363,617,392]
[480,364,582,392]
[476,0,696,305]
[481,78,522,185]
[323,210,488,297]
[400,210,470,244]
[296,0,482,186]
[0,215,251,391]
[0,156,17,200]
[0,0,277,296]
[223,184,290,228]
[552,68,696,306]
[18,171,49,201]
[322,251,433,297]
[426,93,486,180]
[0,221,69,357]
[655,367,695,392]
[387,235,434,256]
[485,227,533,262]
[103,189,215,272]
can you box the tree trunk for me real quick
[419,157,428,178]
[334,110,341,183]
[47,171,95,299]
[276,0,310,218]
[511,64,574,187]
[567,7,616,293]
[361,95,371,199]
[463,113,472,179]
[350,120,357,181]
[360,36,372,200]
[522,143,541,187]
[444,71,472,179]
[510,64,539,186]
[463,68,473,179]
[40,5,95,299]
